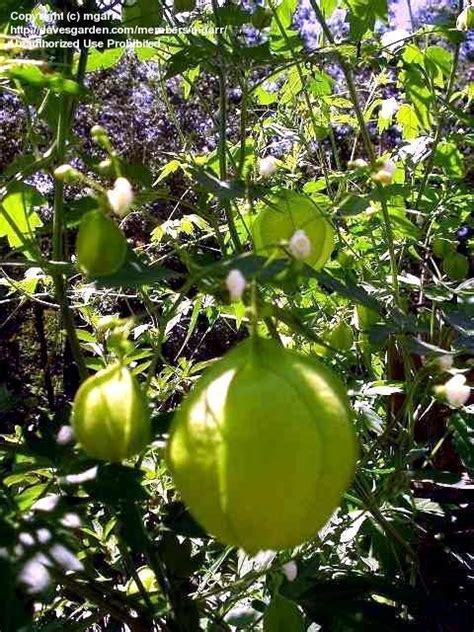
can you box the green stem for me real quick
[218,70,242,252]
[309,0,401,306]
[51,48,90,382]
[270,1,334,194]
[415,35,462,211]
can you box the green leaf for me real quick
[193,170,247,200]
[85,48,125,73]
[401,47,434,130]
[281,66,303,103]
[263,593,305,632]
[321,0,338,17]
[451,413,474,470]
[255,85,278,105]
[344,0,388,39]
[308,70,334,97]
[0,184,44,255]
[396,103,419,140]
[425,46,453,87]
[434,141,464,178]
[8,66,81,95]
[338,194,371,216]
[94,253,178,289]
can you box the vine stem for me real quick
[211,0,242,253]
[270,2,335,195]
[309,0,401,307]
[51,48,89,382]
[414,13,463,211]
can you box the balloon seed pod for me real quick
[166,338,357,554]
[76,209,127,277]
[251,190,335,270]
[73,363,151,462]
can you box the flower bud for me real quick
[436,355,454,372]
[107,177,134,217]
[372,159,396,185]
[54,164,79,182]
[57,425,74,445]
[258,155,279,178]
[348,158,368,169]
[226,269,247,302]
[90,124,107,139]
[282,560,298,582]
[289,229,311,260]
[98,159,113,174]
[443,374,471,408]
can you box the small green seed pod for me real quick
[76,210,127,277]
[73,363,151,462]
[252,190,334,270]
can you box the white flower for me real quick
[444,374,471,408]
[282,560,298,582]
[226,269,247,302]
[57,425,74,445]
[19,554,51,594]
[60,513,82,529]
[19,533,35,547]
[380,97,399,120]
[49,544,84,572]
[259,156,279,178]
[399,136,432,163]
[61,466,99,485]
[372,159,397,185]
[381,28,410,54]
[107,177,134,217]
[289,229,311,260]
[31,495,60,513]
[36,528,52,544]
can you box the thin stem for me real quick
[218,70,242,252]
[415,35,462,211]
[51,47,89,382]
[270,1,334,194]
[309,0,401,306]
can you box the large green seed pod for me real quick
[76,210,127,277]
[252,190,334,270]
[166,338,357,553]
[73,363,151,462]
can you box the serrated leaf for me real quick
[396,103,419,140]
